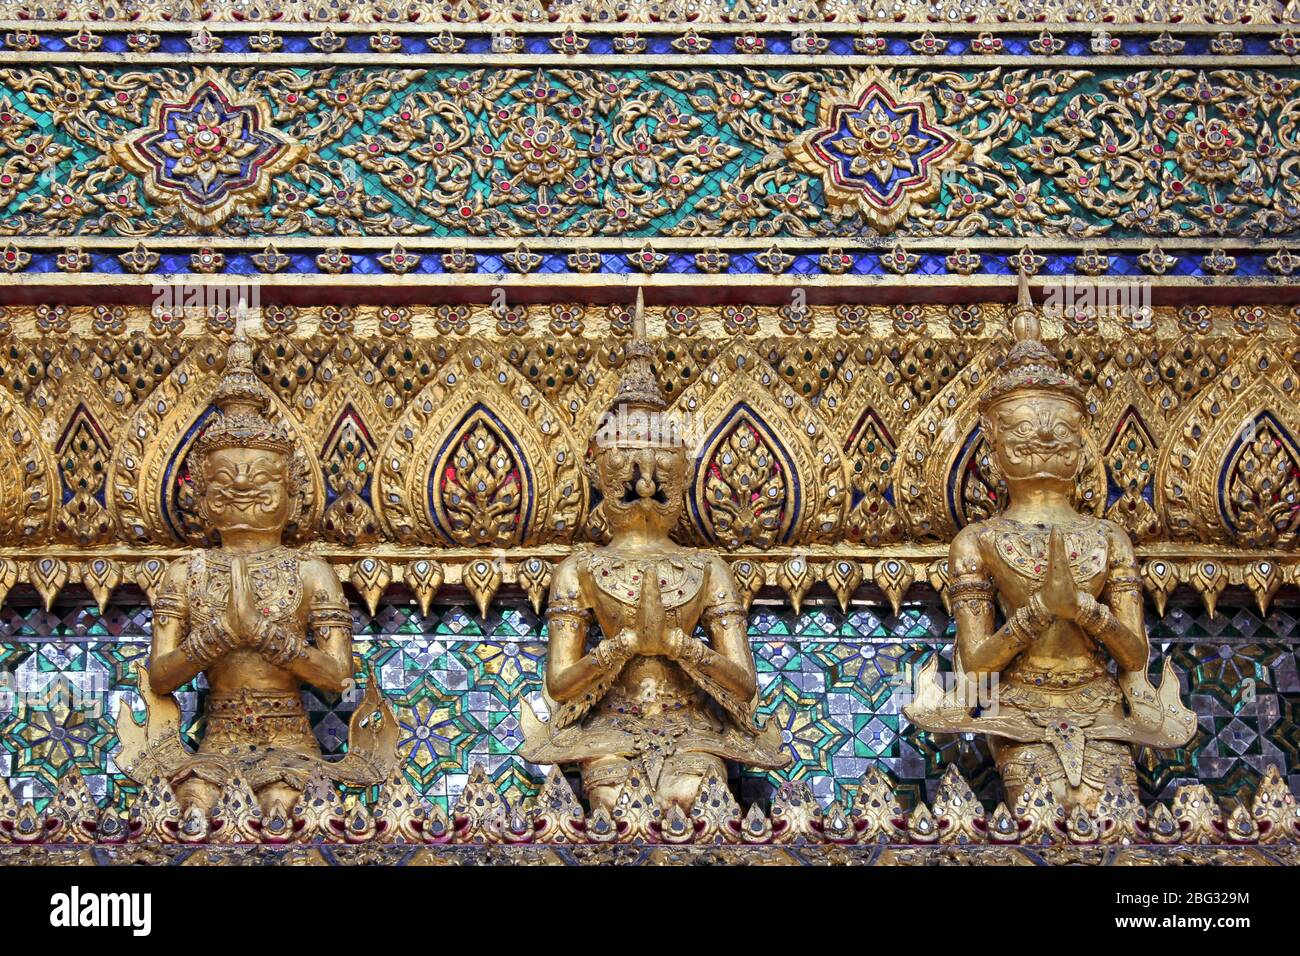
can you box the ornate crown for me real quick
[612,288,667,412]
[594,290,688,449]
[192,335,296,460]
[979,269,1087,414]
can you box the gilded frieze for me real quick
[3,756,1298,855]
[0,0,1293,26]
[0,304,1295,619]
[2,0,1299,868]
[0,59,1298,281]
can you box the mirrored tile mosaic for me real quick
[0,590,1294,812]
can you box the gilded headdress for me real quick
[192,335,296,461]
[979,269,1087,414]
[594,290,686,449]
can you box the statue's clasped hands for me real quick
[637,625,708,664]
[224,557,265,646]
[177,558,264,668]
[664,627,708,664]
[1036,527,1094,623]
[603,626,706,664]
[223,557,305,667]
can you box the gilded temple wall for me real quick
[2,5,1300,822]
[1,310,1298,812]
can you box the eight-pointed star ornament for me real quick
[787,72,971,233]
[111,70,305,231]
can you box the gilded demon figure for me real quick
[906,274,1196,811]
[522,292,789,811]
[116,336,395,816]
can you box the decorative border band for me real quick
[2,843,1292,866]
[0,0,1296,28]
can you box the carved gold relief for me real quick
[894,342,1106,542]
[677,342,844,549]
[0,385,56,544]
[0,303,1287,622]
[520,294,789,812]
[109,70,305,231]
[786,70,973,232]
[1159,342,1300,548]
[115,337,398,818]
[906,275,1196,812]
[373,345,585,547]
[9,757,1300,857]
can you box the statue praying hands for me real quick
[117,337,396,817]
[906,274,1195,811]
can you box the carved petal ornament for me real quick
[110,71,305,230]
[787,73,970,233]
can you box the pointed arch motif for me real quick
[821,354,909,546]
[842,406,903,545]
[695,404,798,549]
[0,388,55,544]
[893,344,999,540]
[1102,405,1163,542]
[42,364,122,545]
[674,343,845,548]
[1158,343,1300,548]
[1092,364,1166,542]
[373,345,584,547]
[53,404,115,544]
[1220,411,1300,548]
[301,370,392,546]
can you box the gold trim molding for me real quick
[1,0,1297,27]
[5,761,1297,857]
[0,311,1295,618]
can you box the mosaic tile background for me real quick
[0,587,1296,813]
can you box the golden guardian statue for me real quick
[906,274,1196,811]
[116,336,396,817]
[521,292,789,812]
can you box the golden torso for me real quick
[974,514,1113,692]
[180,546,322,763]
[186,546,310,696]
[580,544,711,715]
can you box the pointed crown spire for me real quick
[192,335,295,460]
[979,268,1086,413]
[595,290,687,449]
[611,289,666,412]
